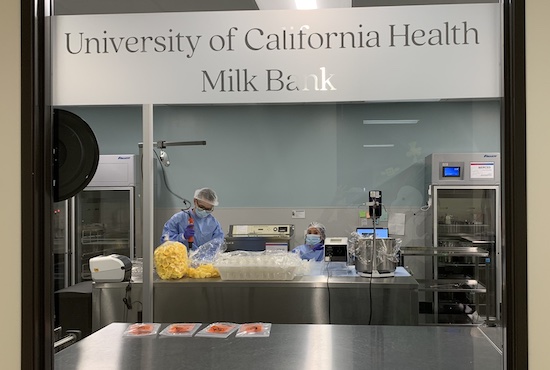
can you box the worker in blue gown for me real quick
[160,187,224,250]
[291,222,326,261]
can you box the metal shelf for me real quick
[438,263,487,268]
[400,246,489,257]
[81,239,130,246]
[458,235,496,244]
[402,245,491,326]
[437,223,489,235]
[417,279,486,293]
[419,312,486,326]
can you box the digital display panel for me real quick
[356,228,389,238]
[442,166,461,178]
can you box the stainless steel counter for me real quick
[55,323,503,370]
[92,265,419,329]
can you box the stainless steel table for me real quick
[55,323,503,370]
[92,265,419,329]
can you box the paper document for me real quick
[388,213,406,235]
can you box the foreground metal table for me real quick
[55,323,502,370]
[92,265,418,329]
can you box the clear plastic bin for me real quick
[214,251,301,281]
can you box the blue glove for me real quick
[183,224,195,240]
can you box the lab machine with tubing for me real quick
[422,153,501,325]
[350,190,400,278]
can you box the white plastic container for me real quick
[214,251,301,281]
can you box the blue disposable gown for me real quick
[291,242,325,261]
[160,210,224,250]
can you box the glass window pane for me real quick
[52,2,505,369]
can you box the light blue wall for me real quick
[64,100,500,208]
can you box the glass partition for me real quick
[52,1,505,368]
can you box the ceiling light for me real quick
[255,0,351,10]
[295,0,317,9]
[363,144,395,148]
[363,119,419,125]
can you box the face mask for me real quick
[194,208,209,219]
[305,234,321,246]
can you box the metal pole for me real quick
[137,140,206,148]
[142,104,154,322]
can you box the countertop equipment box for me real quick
[324,237,349,262]
[226,224,295,252]
[89,254,132,282]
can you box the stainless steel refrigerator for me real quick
[54,155,140,289]
[423,153,501,325]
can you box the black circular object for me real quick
[53,109,100,202]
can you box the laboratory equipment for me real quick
[53,109,99,202]
[354,238,400,277]
[89,254,132,282]
[74,155,139,283]
[423,152,501,324]
[324,237,349,262]
[54,155,140,287]
[225,224,294,252]
[355,190,398,277]
[369,190,383,218]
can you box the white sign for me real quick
[52,4,501,105]
[388,212,406,236]
[470,162,495,179]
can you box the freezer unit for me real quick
[74,187,135,282]
[54,155,140,287]
[423,153,501,325]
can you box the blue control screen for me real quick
[356,228,389,238]
[442,166,461,177]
